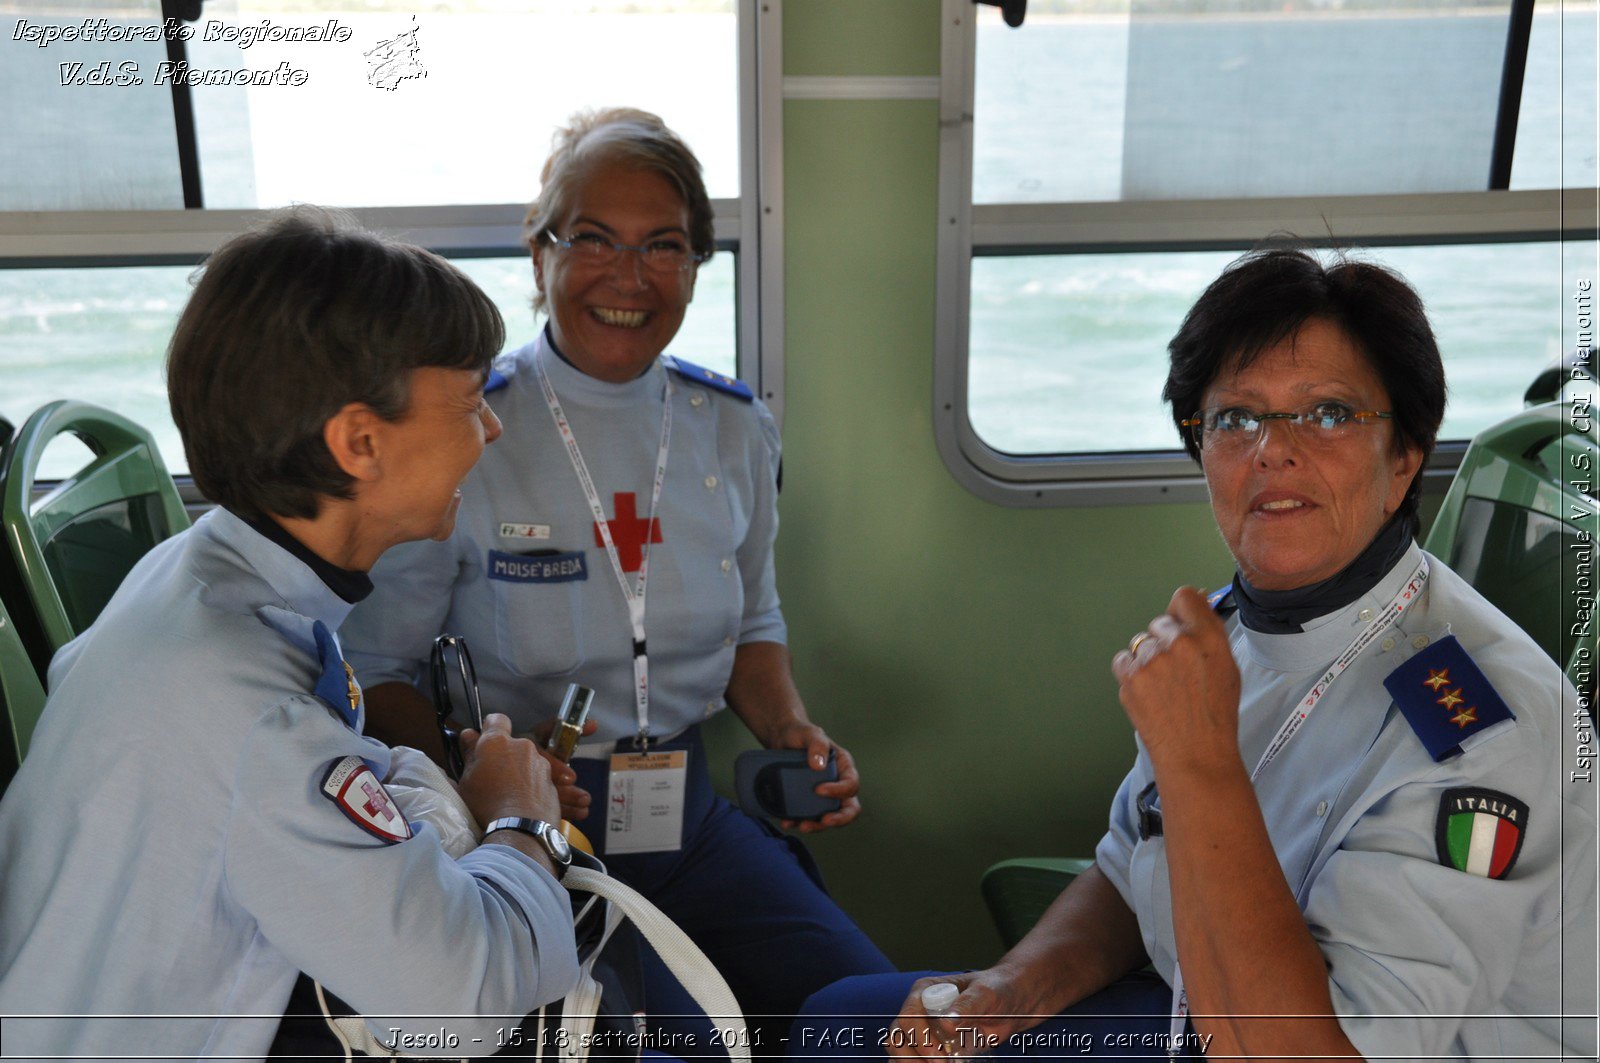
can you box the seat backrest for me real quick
[2,401,190,659]
[1424,402,1599,698]
[0,588,45,777]
[980,857,1095,949]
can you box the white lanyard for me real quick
[1164,556,1429,1057]
[535,352,673,748]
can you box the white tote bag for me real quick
[313,749,751,1063]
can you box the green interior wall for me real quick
[709,0,1454,972]
[703,0,1235,972]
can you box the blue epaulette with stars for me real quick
[1382,634,1516,761]
[663,356,754,402]
[311,619,361,731]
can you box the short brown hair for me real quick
[167,207,504,520]
[522,108,714,313]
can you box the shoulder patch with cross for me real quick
[321,756,411,845]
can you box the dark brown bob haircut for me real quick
[1162,247,1446,521]
[167,206,504,521]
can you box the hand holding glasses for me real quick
[430,634,483,781]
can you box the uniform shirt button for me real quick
[723,636,736,647]
[1381,636,1396,652]
[1411,634,1430,650]
[705,475,718,490]
[1316,801,1329,817]
[1358,608,1375,623]
[690,393,705,407]
[720,558,732,573]
[705,700,718,715]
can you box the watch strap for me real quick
[484,817,571,867]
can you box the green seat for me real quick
[981,856,1094,949]
[1423,401,1599,697]
[2,401,190,663]
[0,589,46,777]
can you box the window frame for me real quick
[0,0,786,457]
[934,0,1600,508]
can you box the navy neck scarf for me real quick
[1231,510,1418,634]
[236,511,374,605]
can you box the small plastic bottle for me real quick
[920,982,961,1015]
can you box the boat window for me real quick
[4,1,186,211]
[0,254,738,479]
[973,1,1594,205]
[188,2,740,209]
[1,0,759,482]
[969,240,1585,456]
[937,0,1599,506]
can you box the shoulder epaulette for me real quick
[663,356,754,402]
[484,352,521,395]
[310,619,361,731]
[1382,634,1516,761]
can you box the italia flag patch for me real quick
[321,756,411,845]
[1435,787,1527,879]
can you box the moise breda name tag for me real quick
[486,549,588,584]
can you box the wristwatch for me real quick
[484,817,572,874]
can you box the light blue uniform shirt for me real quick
[342,334,786,741]
[1096,544,1598,1060]
[0,508,578,1062]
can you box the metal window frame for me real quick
[934,0,1600,508]
[749,0,786,423]
[0,0,784,424]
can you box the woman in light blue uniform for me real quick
[791,250,1596,1061]
[340,108,892,1051]
[0,209,582,1060]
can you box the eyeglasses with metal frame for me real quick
[430,634,484,781]
[546,229,707,273]
[1182,400,1393,451]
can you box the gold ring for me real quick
[1129,632,1152,656]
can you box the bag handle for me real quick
[320,750,751,1061]
[563,866,752,1063]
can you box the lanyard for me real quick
[535,352,673,748]
[1164,556,1430,1057]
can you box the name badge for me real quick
[605,749,687,854]
[486,548,587,584]
[499,522,551,541]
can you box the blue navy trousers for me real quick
[789,971,1201,1062]
[570,728,894,1055]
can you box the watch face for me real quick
[544,823,573,863]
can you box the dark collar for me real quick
[544,322,578,370]
[235,511,374,605]
[1231,511,1418,634]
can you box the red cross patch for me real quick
[593,491,663,573]
[321,756,411,844]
